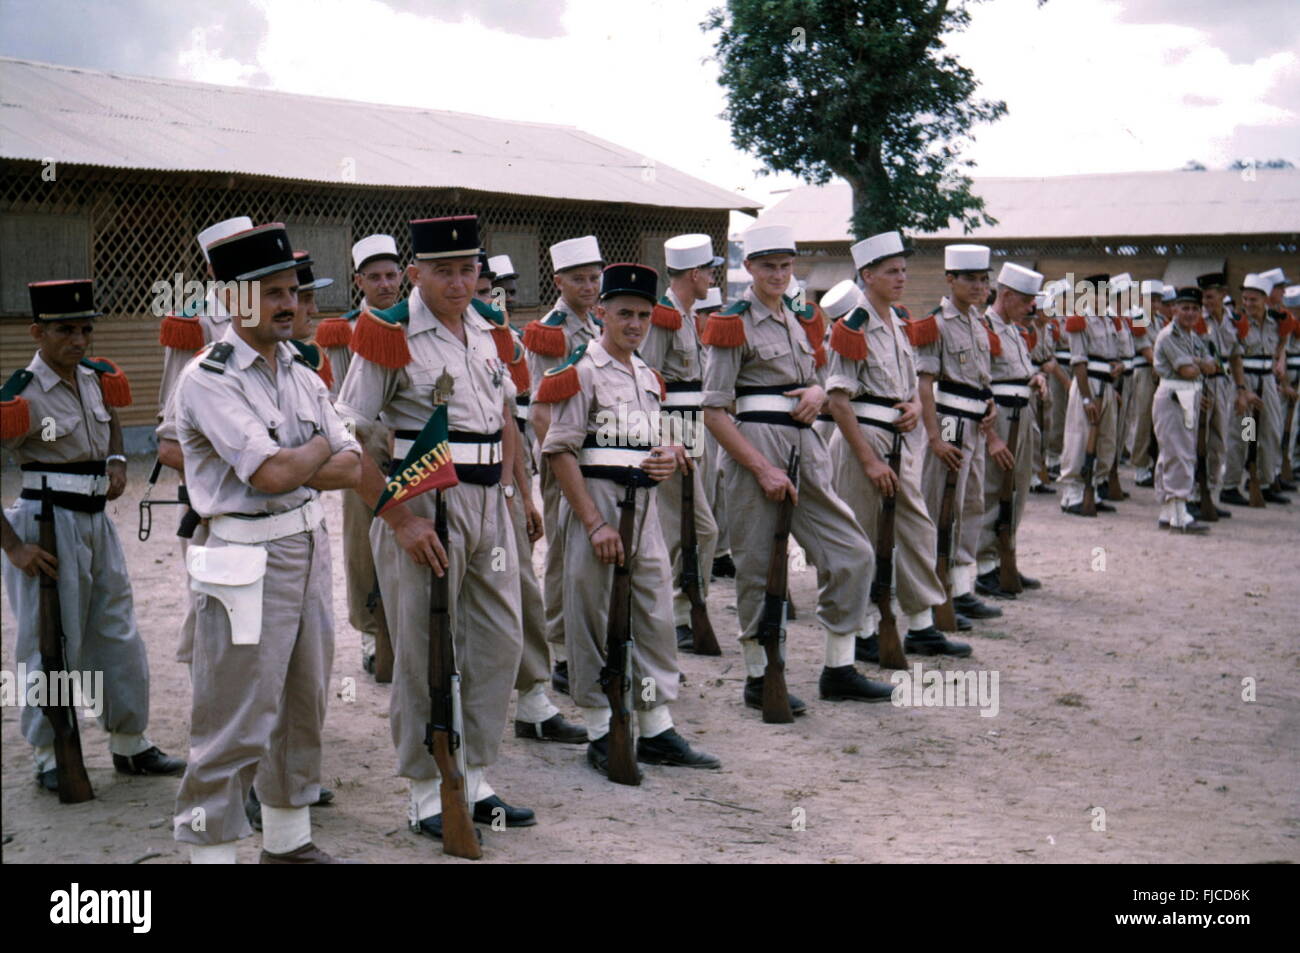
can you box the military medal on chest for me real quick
[433,369,455,405]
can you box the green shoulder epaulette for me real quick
[1,368,33,402]
[719,299,751,317]
[471,297,508,327]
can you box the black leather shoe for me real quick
[37,769,58,792]
[676,625,693,650]
[1047,465,1061,480]
[1062,503,1097,517]
[1095,501,1117,512]
[587,734,610,774]
[953,593,1002,619]
[1275,480,1297,492]
[514,713,586,744]
[259,841,353,864]
[472,794,536,827]
[551,660,570,696]
[315,787,334,806]
[246,787,261,831]
[636,728,721,769]
[412,814,483,844]
[955,612,973,631]
[1018,573,1041,590]
[113,746,185,776]
[1262,489,1291,504]
[711,553,736,578]
[818,665,894,702]
[904,626,971,658]
[1134,473,1155,488]
[855,634,878,664]
[743,677,807,715]
[1212,505,1231,518]
[1219,488,1251,507]
[1096,482,1113,500]
[975,569,1018,600]
[1029,483,1056,494]
[361,652,375,674]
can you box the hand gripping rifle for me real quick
[933,420,965,632]
[600,479,642,785]
[756,447,800,723]
[37,480,94,804]
[679,458,720,656]
[425,489,481,859]
[871,433,907,670]
[996,402,1025,594]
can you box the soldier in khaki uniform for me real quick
[313,234,403,676]
[171,225,361,863]
[820,231,967,662]
[538,262,719,775]
[914,244,1010,623]
[639,234,722,651]
[1044,280,1072,478]
[523,235,606,694]
[1192,274,1240,518]
[1058,274,1125,515]
[1259,267,1299,493]
[1026,287,1065,494]
[1097,274,1139,503]
[1152,287,1214,533]
[336,215,535,841]
[975,263,1048,597]
[1282,285,1300,476]
[702,223,892,711]
[1128,279,1165,488]
[1221,273,1294,505]
[479,253,583,744]
[2,279,185,792]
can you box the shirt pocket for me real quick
[82,378,113,424]
[407,364,448,402]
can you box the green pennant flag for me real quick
[374,403,459,516]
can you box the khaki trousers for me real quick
[1058,378,1118,507]
[510,492,550,691]
[1153,385,1200,503]
[173,523,333,845]
[1224,374,1281,487]
[1129,369,1159,470]
[653,413,719,628]
[977,403,1032,571]
[371,483,522,779]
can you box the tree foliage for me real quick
[704,0,1007,238]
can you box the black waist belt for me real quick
[662,379,703,414]
[18,460,108,513]
[1085,356,1114,385]
[991,378,1032,409]
[390,428,503,487]
[577,435,657,488]
[815,393,902,431]
[735,383,810,429]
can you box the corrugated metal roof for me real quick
[0,57,758,211]
[759,170,1300,242]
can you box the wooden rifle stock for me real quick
[679,461,720,656]
[1107,375,1125,501]
[1036,392,1050,485]
[1194,387,1217,522]
[996,404,1023,594]
[1080,411,1100,517]
[1281,396,1296,483]
[601,480,642,785]
[368,575,394,683]
[426,490,481,859]
[872,432,907,670]
[1246,382,1266,507]
[756,448,799,723]
[933,419,964,632]
[36,481,94,804]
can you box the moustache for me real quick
[273,311,295,321]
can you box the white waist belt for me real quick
[736,394,799,415]
[514,398,529,420]
[850,400,902,425]
[991,382,1032,400]
[1287,355,1300,369]
[1156,378,1203,429]
[1054,350,1071,361]
[662,387,703,409]
[579,446,650,467]
[392,437,502,464]
[1130,356,1151,368]
[211,499,324,544]
[934,388,987,416]
[1240,357,1272,373]
[20,471,109,496]
[1156,378,1202,395]
[1085,359,1114,374]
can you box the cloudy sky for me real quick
[3,0,1297,217]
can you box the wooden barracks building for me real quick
[0,57,756,437]
[764,171,1299,313]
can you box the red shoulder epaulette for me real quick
[903,313,939,348]
[1019,326,1037,352]
[700,311,746,347]
[315,317,353,349]
[1279,315,1299,339]
[350,306,411,369]
[1129,316,1148,338]
[1234,315,1249,340]
[489,326,515,365]
[982,320,1003,357]
[1193,316,1208,336]
[1065,314,1087,334]
[86,356,132,407]
[317,350,334,390]
[533,344,586,404]
[507,336,531,393]
[1049,318,1061,338]
[651,368,667,401]
[0,367,34,440]
[651,303,682,331]
[522,320,567,357]
[1111,315,1124,332]
[829,318,867,361]
[159,313,204,351]
[797,304,827,369]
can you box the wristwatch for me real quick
[1082,397,1093,406]
[502,484,516,500]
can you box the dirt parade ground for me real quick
[2,455,1297,865]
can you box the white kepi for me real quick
[996,262,1044,295]
[850,230,909,270]
[664,233,723,270]
[197,217,253,264]
[351,234,400,272]
[550,235,603,273]
[944,244,990,272]
[488,254,518,280]
[742,223,796,260]
[820,279,865,320]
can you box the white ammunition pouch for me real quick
[187,544,268,645]
[1156,378,1202,430]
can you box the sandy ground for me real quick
[2,455,1297,864]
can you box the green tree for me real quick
[704,0,1007,238]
